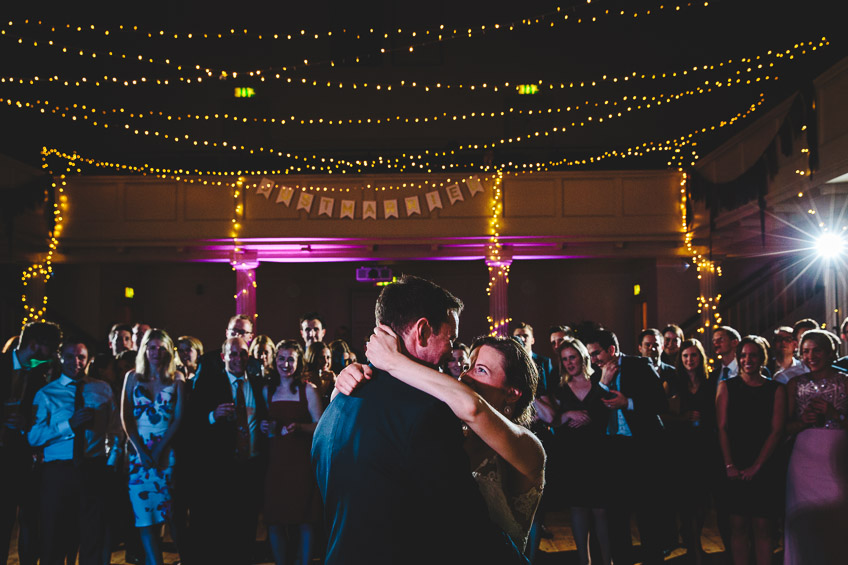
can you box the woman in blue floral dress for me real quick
[121,328,185,565]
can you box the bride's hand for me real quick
[365,325,403,372]
[335,363,372,396]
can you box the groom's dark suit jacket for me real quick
[312,367,528,565]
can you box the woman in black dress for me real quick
[536,337,611,565]
[667,338,717,565]
[716,335,786,565]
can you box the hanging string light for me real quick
[1,71,776,177]
[21,150,71,326]
[0,3,715,75]
[0,36,825,92]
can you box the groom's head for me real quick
[375,275,463,367]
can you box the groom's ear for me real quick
[412,317,432,347]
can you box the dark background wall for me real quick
[4,256,699,358]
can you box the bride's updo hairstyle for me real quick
[469,335,539,427]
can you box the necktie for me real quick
[73,381,86,466]
[234,378,250,460]
[721,366,730,381]
[606,382,619,436]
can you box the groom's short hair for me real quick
[375,275,463,336]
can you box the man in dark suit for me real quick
[638,328,676,391]
[1,321,61,565]
[186,336,267,565]
[312,275,528,565]
[512,322,554,396]
[585,329,668,565]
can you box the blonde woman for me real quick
[536,338,611,565]
[121,329,185,565]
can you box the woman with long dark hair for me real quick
[303,341,335,406]
[716,335,785,565]
[667,338,717,565]
[336,328,545,551]
[260,340,324,565]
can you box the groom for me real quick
[312,275,528,565]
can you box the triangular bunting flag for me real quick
[384,199,399,219]
[257,177,274,199]
[425,190,443,211]
[404,196,421,216]
[318,197,335,217]
[276,186,294,206]
[446,183,464,205]
[296,191,314,212]
[340,200,355,219]
[363,200,377,220]
[466,175,484,196]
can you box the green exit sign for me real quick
[234,87,255,98]
[517,84,539,95]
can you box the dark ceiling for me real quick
[1,0,843,175]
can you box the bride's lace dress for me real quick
[472,454,544,550]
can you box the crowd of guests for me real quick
[520,318,848,565]
[1,312,349,565]
[2,296,847,565]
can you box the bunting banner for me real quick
[340,199,355,219]
[257,177,275,199]
[384,199,399,219]
[404,195,421,216]
[256,177,492,219]
[363,200,377,220]
[296,191,314,212]
[318,197,334,217]
[466,175,484,196]
[446,183,464,205]
[276,185,294,206]
[425,190,443,211]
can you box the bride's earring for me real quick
[503,405,512,416]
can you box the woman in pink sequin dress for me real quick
[784,329,848,565]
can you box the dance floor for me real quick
[7,508,766,564]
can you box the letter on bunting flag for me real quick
[363,200,377,220]
[276,186,294,206]
[384,199,399,219]
[426,190,443,211]
[446,183,464,205]
[257,177,275,199]
[319,197,334,217]
[296,191,314,212]
[404,196,421,216]
[340,200,355,219]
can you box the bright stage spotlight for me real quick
[815,232,846,259]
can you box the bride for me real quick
[335,326,545,550]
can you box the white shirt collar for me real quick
[59,374,81,386]
[227,371,246,384]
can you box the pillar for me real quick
[231,252,259,326]
[486,259,512,337]
[823,262,847,336]
[695,262,721,358]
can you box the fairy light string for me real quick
[1,71,775,175]
[0,3,716,76]
[21,150,72,327]
[0,37,825,92]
